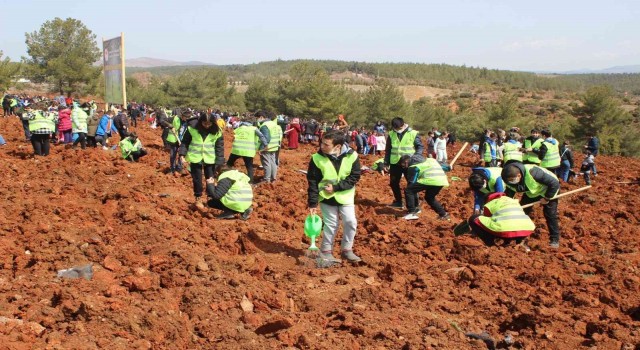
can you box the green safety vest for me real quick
[478,167,503,195]
[72,108,89,132]
[231,125,258,157]
[119,138,142,158]
[411,158,449,187]
[478,196,535,233]
[371,158,384,171]
[312,152,358,205]
[186,127,221,164]
[505,164,559,199]
[10,99,17,107]
[503,142,523,162]
[389,129,418,164]
[483,141,495,162]
[523,138,543,164]
[28,111,55,132]
[261,120,282,151]
[165,116,182,143]
[219,170,253,212]
[540,140,560,169]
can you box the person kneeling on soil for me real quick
[205,166,253,220]
[463,192,535,247]
[119,132,147,162]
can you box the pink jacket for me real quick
[58,109,72,131]
[368,134,377,146]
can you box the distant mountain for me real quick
[538,65,640,75]
[125,57,213,68]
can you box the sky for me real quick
[1,0,639,72]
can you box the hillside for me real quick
[0,116,638,349]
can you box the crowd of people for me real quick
[1,92,602,266]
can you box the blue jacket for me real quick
[96,115,119,136]
[471,167,505,211]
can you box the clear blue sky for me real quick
[1,0,638,72]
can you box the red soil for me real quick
[0,117,638,349]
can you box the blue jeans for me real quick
[558,160,571,182]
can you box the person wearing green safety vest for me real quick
[26,104,56,156]
[536,129,561,172]
[307,130,362,265]
[502,132,523,165]
[205,167,254,220]
[383,117,424,209]
[256,110,282,184]
[227,119,268,183]
[119,132,147,162]
[522,128,543,165]
[468,167,505,215]
[400,154,450,220]
[483,132,498,167]
[463,192,535,247]
[166,109,195,175]
[71,102,89,149]
[502,161,561,248]
[157,108,175,149]
[179,113,224,209]
[371,158,386,174]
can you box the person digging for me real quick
[205,166,254,220]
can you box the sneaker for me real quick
[411,208,422,215]
[217,210,236,219]
[318,251,341,264]
[241,207,253,221]
[403,213,419,220]
[549,240,560,249]
[387,202,404,209]
[438,213,451,221]
[341,250,362,263]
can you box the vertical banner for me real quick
[102,34,126,105]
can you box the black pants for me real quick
[520,195,560,243]
[389,163,409,203]
[131,117,137,127]
[117,128,129,139]
[21,119,31,140]
[485,159,497,167]
[468,214,524,247]
[72,132,87,149]
[190,162,215,198]
[405,183,446,216]
[31,134,50,156]
[206,197,240,213]
[227,153,255,182]
[125,149,148,162]
[87,135,97,147]
[161,128,170,149]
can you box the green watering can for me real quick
[304,214,323,251]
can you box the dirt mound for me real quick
[0,117,638,349]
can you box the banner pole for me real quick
[120,32,126,108]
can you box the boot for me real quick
[241,207,253,221]
[217,210,236,219]
[341,250,362,263]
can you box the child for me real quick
[435,133,448,163]
[580,150,595,185]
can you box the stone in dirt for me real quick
[321,274,341,283]
[240,296,254,312]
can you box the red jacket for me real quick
[58,109,72,131]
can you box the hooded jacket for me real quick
[501,162,560,199]
[307,144,361,208]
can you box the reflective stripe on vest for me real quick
[262,120,281,151]
[186,127,221,164]
[28,112,55,132]
[166,116,182,143]
[219,170,253,212]
[312,152,358,205]
[483,141,495,162]
[389,129,418,164]
[505,164,559,199]
[411,158,449,187]
[478,196,535,234]
[503,142,523,162]
[478,167,503,195]
[523,138,542,164]
[540,140,561,168]
[231,126,258,157]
